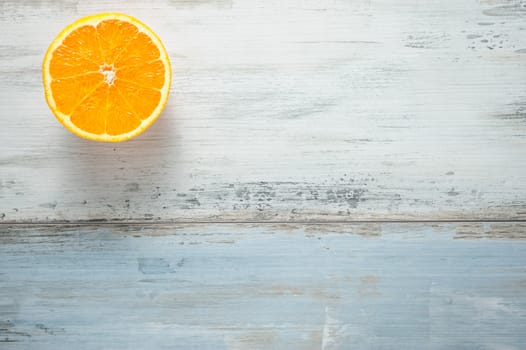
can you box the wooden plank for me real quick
[1,223,525,349]
[1,0,526,222]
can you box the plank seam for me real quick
[1,219,526,227]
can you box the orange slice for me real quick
[42,13,172,142]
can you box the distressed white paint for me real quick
[1,223,525,349]
[0,0,525,222]
[321,307,348,350]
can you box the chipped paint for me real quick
[0,224,525,348]
[1,0,526,347]
[0,0,526,223]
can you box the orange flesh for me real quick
[48,19,165,136]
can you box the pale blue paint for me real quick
[1,224,525,349]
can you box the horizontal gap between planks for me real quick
[1,219,526,227]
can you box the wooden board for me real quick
[1,1,525,348]
[1,223,526,349]
[1,0,526,222]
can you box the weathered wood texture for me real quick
[1,0,526,222]
[2,2,525,348]
[1,223,526,349]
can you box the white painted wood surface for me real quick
[1,223,526,349]
[1,0,526,222]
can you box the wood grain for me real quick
[2,2,525,347]
[1,223,526,349]
[1,0,526,222]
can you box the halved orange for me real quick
[42,13,171,142]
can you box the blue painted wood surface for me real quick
[1,223,525,349]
